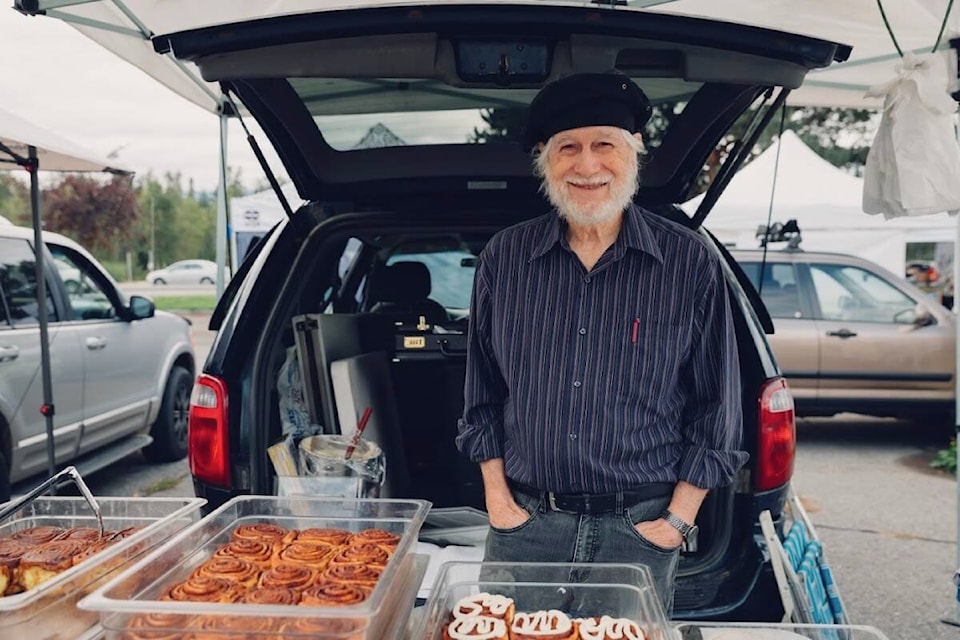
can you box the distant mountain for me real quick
[352,123,405,149]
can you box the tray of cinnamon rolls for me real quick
[415,561,674,640]
[76,495,431,639]
[0,496,206,640]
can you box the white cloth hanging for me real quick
[863,50,960,219]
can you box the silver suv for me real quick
[0,223,195,499]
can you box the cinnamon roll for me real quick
[299,580,370,607]
[443,616,509,640]
[295,527,354,547]
[322,562,382,587]
[242,587,300,605]
[214,539,275,569]
[10,525,65,545]
[71,538,116,567]
[258,564,317,593]
[121,613,194,640]
[19,540,84,590]
[509,610,579,640]
[328,543,390,569]
[0,539,30,596]
[60,527,106,543]
[192,556,261,589]
[452,593,515,623]
[351,528,400,548]
[577,616,645,640]
[277,615,362,639]
[190,613,280,640]
[163,575,241,603]
[273,541,337,571]
[232,523,297,546]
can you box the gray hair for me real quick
[532,128,645,180]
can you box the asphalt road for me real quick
[29,306,960,637]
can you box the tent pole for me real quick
[28,146,57,480]
[215,97,229,299]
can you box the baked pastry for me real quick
[453,593,515,623]
[277,615,362,639]
[577,616,645,640]
[214,538,275,569]
[258,564,317,593]
[10,525,65,545]
[299,580,371,606]
[163,575,241,603]
[444,615,509,640]
[273,541,337,571]
[60,527,106,543]
[0,539,30,596]
[509,610,579,640]
[242,587,300,605]
[322,561,382,587]
[328,543,390,569]
[352,528,400,548]
[192,556,261,589]
[190,613,280,640]
[71,538,116,566]
[296,527,354,547]
[19,540,84,590]
[122,612,194,640]
[232,523,297,547]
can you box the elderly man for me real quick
[456,72,748,611]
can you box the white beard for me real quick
[544,157,639,227]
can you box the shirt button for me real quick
[569,433,578,440]
[578,328,587,335]
[573,380,582,388]
[584,276,592,283]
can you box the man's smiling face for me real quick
[540,126,641,227]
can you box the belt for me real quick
[507,479,674,515]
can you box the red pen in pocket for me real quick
[631,317,640,344]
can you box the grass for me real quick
[139,474,188,496]
[930,438,957,475]
[152,295,217,312]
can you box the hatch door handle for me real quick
[826,328,858,339]
[0,345,19,362]
[85,337,107,350]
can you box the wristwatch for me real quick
[659,509,699,541]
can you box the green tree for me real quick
[42,174,140,254]
[0,174,28,224]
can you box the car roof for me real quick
[156,2,848,216]
[0,223,85,251]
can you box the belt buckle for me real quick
[547,492,579,514]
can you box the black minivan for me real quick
[170,2,849,620]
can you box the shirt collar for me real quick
[529,204,664,264]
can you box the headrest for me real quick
[368,261,432,304]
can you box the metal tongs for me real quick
[0,466,104,538]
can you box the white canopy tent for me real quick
[0,105,130,479]
[685,130,958,276]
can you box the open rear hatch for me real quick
[155,3,849,220]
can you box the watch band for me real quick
[659,509,694,538]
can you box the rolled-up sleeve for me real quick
[456,252,508,462]
[678,261,749,489]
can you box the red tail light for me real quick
[188,374,231,488]
[756,377,796,491]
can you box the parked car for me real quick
[734,248,956,424]
[174,2,850,621]
[146,259,218,285]
[0,224,195,500]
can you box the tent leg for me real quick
[28,146,57,481]
[215,98,229,300]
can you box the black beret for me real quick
[521,73,652,152]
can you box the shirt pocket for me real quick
[617,320,686,404]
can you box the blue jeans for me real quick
[483,488,680,616]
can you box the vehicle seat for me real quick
[367,261,448,324]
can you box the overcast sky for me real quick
[0,8,288,194]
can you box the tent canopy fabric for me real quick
[0,105,129,173]
[13,0,959,113]
[683,131,956,275]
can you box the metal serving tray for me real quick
[0,496,206,639]
[79,495,431,639]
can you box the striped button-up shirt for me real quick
[456,204,748,493]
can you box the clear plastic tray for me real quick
[415,561,671,640]
[79,495,431,639]
[0,496,206,639]
[674,621,891,640]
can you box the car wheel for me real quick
[0,448,10,504]
[143,365,192,463]
[153,278,166,285]
[200,277,214,284]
